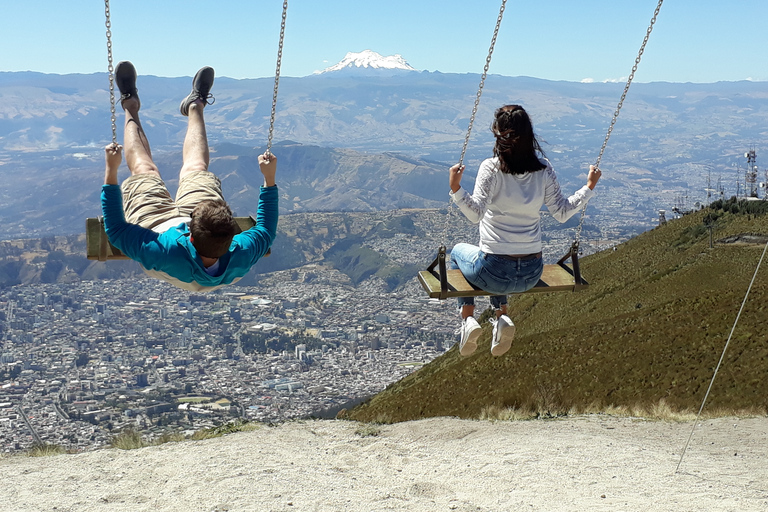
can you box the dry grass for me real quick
[27,443,67,457]
[354,423,383,437]
[109,421,262,450]
[479,399,767,423]
[110,429,148,450]
[479,405,538,421]
[189,420,260,441]
[153,432,187,444]
[24,422,262,456]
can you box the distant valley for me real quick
[0,206,596,292]
[1,70,767,242]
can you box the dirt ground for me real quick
[3,415,767,511]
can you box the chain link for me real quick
[104,0,117,145]
[266,0,288,157]
[443,0,506,247]
[457,0,506,170]
[572,0,663,250]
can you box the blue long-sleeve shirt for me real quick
[101,184,278,292]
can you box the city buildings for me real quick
[0,268,460,453]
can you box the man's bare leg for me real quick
[179,100,209,179]
[122,96,160,178]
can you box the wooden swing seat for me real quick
[418,246,588,299]
[86,216,260,261]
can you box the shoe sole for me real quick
[459,328,481,356]
[192,66,215,96]
[114,61,137,97]
[491,323,515,357]
[180,67,215,116]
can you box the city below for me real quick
[0,264,463,453]
[0,200,658,454]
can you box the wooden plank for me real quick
[86,217,125,260]
[418,264,586,299]
[86,218,106,260]
[86,216,258,261]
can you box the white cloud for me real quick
[581,77,631,84]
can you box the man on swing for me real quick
[102,61,278,292]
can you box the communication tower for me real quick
[672,194,689,215]
[704,167,719,205]
[745,149,758,198]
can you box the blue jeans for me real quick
[449,243,544,309]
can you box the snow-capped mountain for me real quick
[316,50,416,74]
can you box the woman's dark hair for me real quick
[189,199,238,259]
[491,105,546,175]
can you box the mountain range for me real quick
[1,52,767,241]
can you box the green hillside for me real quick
[349,203,768,422]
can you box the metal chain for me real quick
[457,0,506,170]
[266,0,288,157]
[594,0,663,170]
[104,0,117,145]
[443,0,506,248]
[572,0,663,250]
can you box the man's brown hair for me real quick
[189,199,238,259]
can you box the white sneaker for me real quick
[459,317,481,356]
[491,315,515,357]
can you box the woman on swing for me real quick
[449,104,601,357]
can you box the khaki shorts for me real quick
[120,171,225,229]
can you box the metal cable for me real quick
[572,0,664,250]
[676,238,768,473]
[266,0,288,157]
[104,0,117,145]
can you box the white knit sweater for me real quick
[450,157,594,255]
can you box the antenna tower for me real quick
[704,167,716,205]
[745,149,758,198]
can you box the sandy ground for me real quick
[3,415,767,512]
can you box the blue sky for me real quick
[2,0,766,83]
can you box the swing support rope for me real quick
[571,0,664,251]
[676,238,768,473]
[104,0,117,145]
[266,0,288,158]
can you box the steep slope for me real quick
[349,206,768,421]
